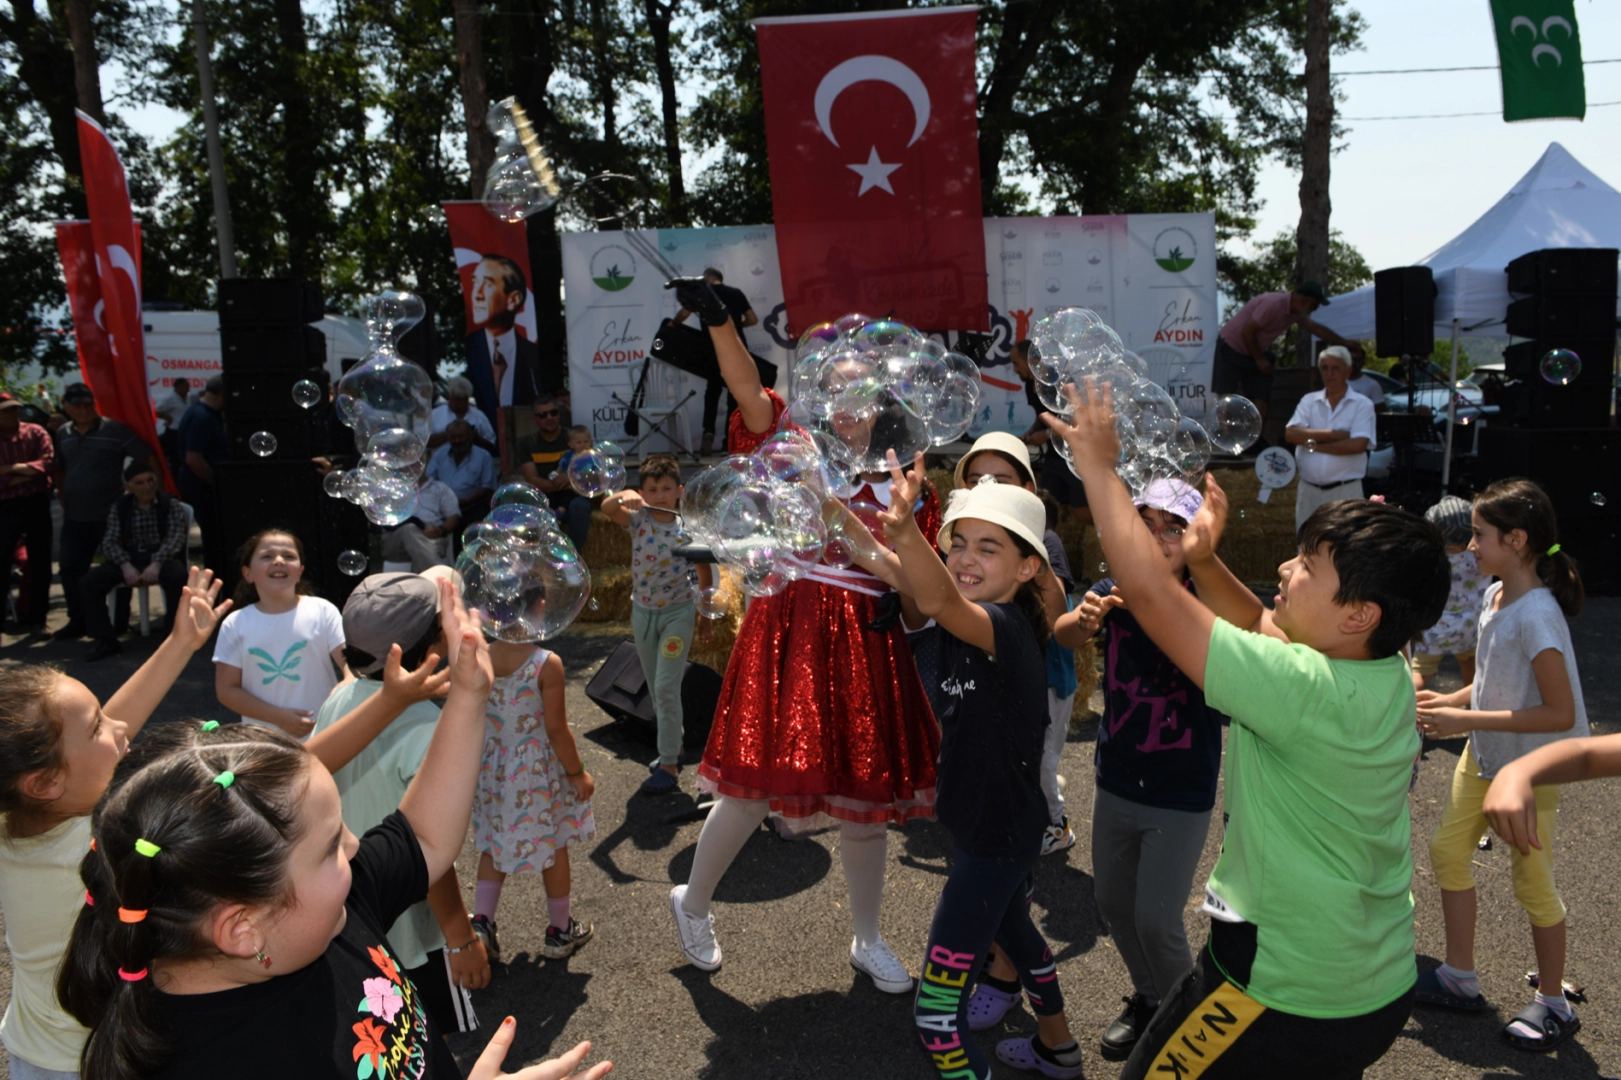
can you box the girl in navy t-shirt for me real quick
[1051,478,1224,1062]
[860,455,1083,1080]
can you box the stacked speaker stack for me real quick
[214,278,370,605]
[1479,248,1620,594]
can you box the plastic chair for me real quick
[107,502,195,637]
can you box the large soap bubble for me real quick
[335,347,433,449]
[457,512,590,642]
[567,441,627,497]
[491,482,545,510]
[1209,395,1263,455]
[367,291,427,347]
[1539,348,1581,386]
[483,97,564,223]
[365,427,427,471]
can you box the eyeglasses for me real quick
[1146,523,1186,539]
[534,409,559,419]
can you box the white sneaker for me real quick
[669,885,721,971]
[1040,819,1076,856]
[850,937,915,994]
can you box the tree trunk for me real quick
[644,0,686,224]
[272,0,320,280]
[978,0,1059,210]
[1294,0,1332,366]
[192,0,236,278]
[452,0,494,197]
[0,0,85,211]
[61,0,102,123]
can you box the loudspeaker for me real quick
[1374,266,1435,358]
[584,639,721,750]
[218,279,324,326]
[222,368,330,420]
[1506,248,1619,296]
[650,320,718,381]
[1503,337,1614,383]
[1505,293,1617,338]
[1477,427,1621,520]
[221,325,326,371]
[225,412,331,460]
[1557,517,1621,596]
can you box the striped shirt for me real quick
[0,421,54,500]
[99,494,188,565]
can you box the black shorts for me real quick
[1212,339,1275,401]
[1120,920,1414,1080]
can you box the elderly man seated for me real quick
[426,418,497,527]
[429,375,497,452]
[380,466,462,571]
[80,461,190,661]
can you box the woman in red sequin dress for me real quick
[666,280,939,994]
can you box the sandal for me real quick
[1414,968,1487,1011]
[1503,1000,1580,1051]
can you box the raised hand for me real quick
[875,449,925,534]
[468,1021,612,1080]
[1183,474,1230,566]
[664,277,729,327]
[439,578,493,696]
[1041,379,1121,478]
[381,642,451,706]
[169,566,232,652]
[1076,587,1125,635]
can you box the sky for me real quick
[111,0,1621,278]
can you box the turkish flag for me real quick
[756,6,988,333]
[73,112,172,490]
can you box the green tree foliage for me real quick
[1219,227,1372,308]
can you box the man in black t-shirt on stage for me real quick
[674,267,757,454]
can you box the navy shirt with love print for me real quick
[1090,578,1225,813]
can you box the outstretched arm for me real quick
[667,278,774,433]
[1043,385,1214,688]
[105,568,231,738]
[1485,733,1621,856]
[1179,474,1286,640]
[306,644,450,773]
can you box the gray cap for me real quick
[341,572,440,675]
[1426,495,1473,545]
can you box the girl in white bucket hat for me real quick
[862,450,1085,1080]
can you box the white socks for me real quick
[839,825,888,950]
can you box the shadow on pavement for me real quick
[666,828,833,905]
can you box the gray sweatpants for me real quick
[1090,785,1212,1004]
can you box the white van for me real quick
[141,309,371,425]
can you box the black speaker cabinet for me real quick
[218,278,324,326]
[1502,337,1615,384]
[221,325,327,372]
[584,639,721,750]
[214,460,367,606]
[222,368,330,421]
[1505,293,1617,339]
[1374,266,1436,358]
[225,412,331,460]
[1477,427,1621,520]
[1558,516,1621,596]
[1506,248,1619,296]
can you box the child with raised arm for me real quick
[600,455,712,796]
[866,459,1083,1080]
[1044,381,1451,1079]
[0,569,228,1080]
[57,580,612,1080]
[1413,479,1588,1050]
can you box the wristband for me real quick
[565,765,585,777]
[446,938,478,954]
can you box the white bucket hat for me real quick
[953,431,1035,489]
[938,476,1049,572]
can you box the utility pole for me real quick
[1294,0,1332,366]
[452,0,494,195]
[193,0,237,278]
[63,0,105,123]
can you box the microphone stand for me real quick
[615,387,701,462]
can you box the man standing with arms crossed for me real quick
[1285,346,1377,531]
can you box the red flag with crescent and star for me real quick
[755,6,988,333]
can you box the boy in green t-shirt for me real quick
[1045,383,1450,1079]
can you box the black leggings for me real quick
[914,842,1064,1080]
[1120,920,1414,1080]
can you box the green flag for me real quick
[1491,0,1586,121]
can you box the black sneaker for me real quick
[470,915,501,963]
[52,622,87,641]
[1100,993,1157,1061]
[85,638,123,662]
[543,916,593,959]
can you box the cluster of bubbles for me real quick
[484,98,563,224]
[1540,348,1581,386]
[1027,307,1259,495]
[455,484,591,641]
[566,441,628,498]
[322,292,435,542]
[786,313,981,477]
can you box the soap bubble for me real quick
[335,346,433,449]
[365,427,427,471]
[697,586,729,620]
[587,597,600,612]
[1170,417,1212,477]
[483,97,564,223]
[368,291,427,346]
[1099,562,1108,574]
[492,482,544,510]
[567,448,627,497]
[1592,492,1608,508]
[249,431,277,457]
[292,380,322,409]
[1209,395,1262,454]
[1539,349,1581,386]
[458,519,590,642]
[929,373,980,446]
[322,470,345,498]
[337,550,368,576]
[363,472,418,527]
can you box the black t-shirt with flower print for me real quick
[150,812,458,1079]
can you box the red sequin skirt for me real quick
[698,577,939,829]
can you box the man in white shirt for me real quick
[1285,347,1378,530]
[428,375,497,452]
[1337,346,1387,413]
[380,467,462,571]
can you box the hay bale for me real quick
[581,511,631,569]
[577,566,632,623]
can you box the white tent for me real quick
[1314,142,1621,338]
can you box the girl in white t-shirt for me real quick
[214,529,349,740]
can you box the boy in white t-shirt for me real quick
[213,528,349,740]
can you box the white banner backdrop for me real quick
[562,212,1217,450]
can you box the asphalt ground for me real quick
[2,598,1618,1080]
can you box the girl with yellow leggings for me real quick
[1415,479,1587,1052]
